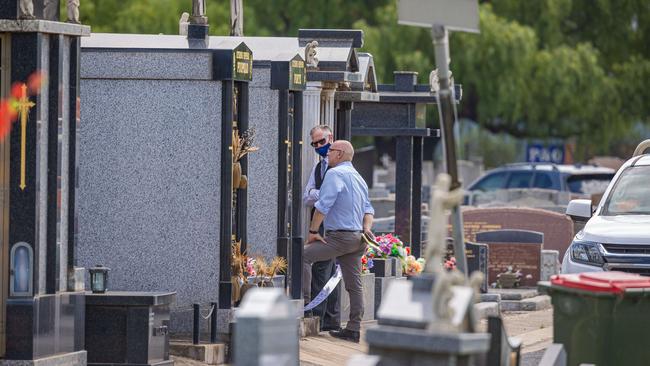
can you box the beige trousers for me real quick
[303,231,366,331]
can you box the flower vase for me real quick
[497,273,520,288]
[247,275,286,288]
[233,162,242,190]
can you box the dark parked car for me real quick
[466,163,615,196]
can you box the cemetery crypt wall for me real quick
[77,51,223,311]
[246,66,279,260]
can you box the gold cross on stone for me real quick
[16,83,35,191]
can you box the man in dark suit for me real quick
[302,125,340,331]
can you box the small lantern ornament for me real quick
[89,265,110,293]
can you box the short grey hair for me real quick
[309,125,332,137]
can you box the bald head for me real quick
[328,140,354,167]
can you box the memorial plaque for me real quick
[476,230,543,288]
[213,43,253,81]
[446,240,488,293]
[450,207,574,258]
[270,54,306,91]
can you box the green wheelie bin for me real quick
[540,271,650,366]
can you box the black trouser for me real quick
[310,259,340,328]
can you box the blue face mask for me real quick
[315,143,331,158]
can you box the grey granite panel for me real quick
[352,103,412,128]
[246,84,279,259]
[250,66,271,88]
[80,51,213,80]
[366,326,491,354]
[77,79,222,311]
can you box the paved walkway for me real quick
[173,308,554,365]
[299,309,554,366]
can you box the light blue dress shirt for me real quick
[314,161,375,231]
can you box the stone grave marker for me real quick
[334,272,375,323]
[369,275,490,364]
[541,250,560,281]
[234,288,299,366]
[446,240,489,293]
[456,207,574,259]
[476,230,543,288]
[370,198,395,218]
[372,217,395,233]
[369,257,404,317]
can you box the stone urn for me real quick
[497,272,520,288]
[247,274,286,289]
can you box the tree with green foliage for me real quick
[76,0,649,157]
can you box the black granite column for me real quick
[219,80,234,309]
[9,32,39,290]
[235,81,248,250]
[6,31,41,361]
[411,136,423,258]
[290,91,303,300]
[395,136,413,245]
[335,101,352,141]
[0,0,18,19]
[46,34,62,294]
[67,37,79,270]
[276,90,289,264]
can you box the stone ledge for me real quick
[479,293,501,303]
[0,19,90,36]
[0,350,86,366]
[489,288,539,300]
[501,295,551,312]
[474,302,500,319]
[170,342,226,365]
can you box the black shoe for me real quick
[321,324,342,332]
[329,328,360,343]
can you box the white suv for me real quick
[562,142,650,275]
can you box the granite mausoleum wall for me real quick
[78,51,223,332]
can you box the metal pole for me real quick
[432,25,468,275]
[193,303,200,345]
[210,302,218,343]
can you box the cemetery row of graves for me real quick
[0,2,611,365]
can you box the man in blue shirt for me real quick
[303,140,375,343]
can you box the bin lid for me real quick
[551,271,650,294]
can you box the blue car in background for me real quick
[466,163,615,197]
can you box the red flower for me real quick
[27,72,45,94]
[405,247,411,255]
[361,256,367,264]
[10,82,23,100]
[0,100,17,140]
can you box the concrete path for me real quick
[299,309,553,366]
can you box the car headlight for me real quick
[570,240,604,266]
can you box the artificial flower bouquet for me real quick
[363,232,427,276]
[366,233,407,260]
[404,255,426,276]
[232,241,287,303]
